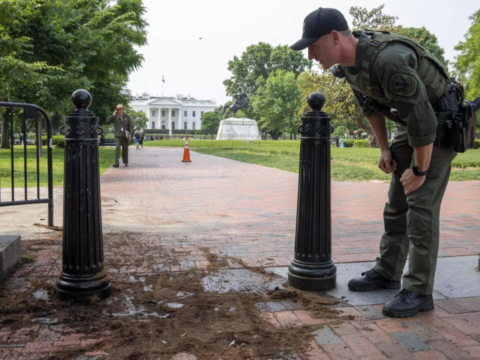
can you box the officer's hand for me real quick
[378,149,397,174]
[113,111,117,116]
[400,169,426,196]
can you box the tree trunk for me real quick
[344,115,380,148]
[1,110,10,149]
[269,132,282,140]
[368,133,380,148]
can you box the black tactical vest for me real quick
[340,31,450,108]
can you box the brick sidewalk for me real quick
[97,147,480,267]
[1,147,480,359]
[3,147,479,267]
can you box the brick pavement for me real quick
[1,147,480,359]
[96,147,479,267]
[3,147,479,267]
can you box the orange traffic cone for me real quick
[182,137,192,162]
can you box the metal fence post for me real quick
[56,89,111,298]
[288,92,337,292]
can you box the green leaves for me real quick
[251,70,301,138]
[200,112,221,135]
[128,109,148,130]
[0,0,148,148]
[455,9,480,101]
[350,5,403,33]
[224,42,311,98]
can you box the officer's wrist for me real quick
[412,165,428,176]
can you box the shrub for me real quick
[354,140,369,148]
[473,140,480,149]
[37,136,65,148]
[144,129,202,135]
[343,139,354,147]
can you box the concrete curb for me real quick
[0,235,21,283]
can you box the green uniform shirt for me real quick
[106,113,134,138]
[345,33,438,148]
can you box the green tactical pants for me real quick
[115,137,130,166]
[373,124,456,295]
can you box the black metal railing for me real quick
[0,102,54,226]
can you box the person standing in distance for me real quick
[291,8,457,318]
[107,104,134,167]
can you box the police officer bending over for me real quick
[291,8,459,318]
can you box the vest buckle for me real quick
[369,40,382,47]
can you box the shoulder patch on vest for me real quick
[389,73,418,97]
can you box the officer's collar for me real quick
[346,32,369,75]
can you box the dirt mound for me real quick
[0,233,349,359]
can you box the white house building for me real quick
[130,93,217,132]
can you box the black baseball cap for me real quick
[290,8,349,51]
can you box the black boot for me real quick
[348,269,400,292]
[383,289,434,318]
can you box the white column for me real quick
[147,107,151,129]
[168,107,172,136]
[157,108,161,129]
[178,107,182,131]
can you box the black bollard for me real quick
[56,89,111,298]
[288,92,337,292]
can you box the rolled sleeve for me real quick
[378,61,437,147]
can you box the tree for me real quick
[129,109,148,130]
[297,69,373,141]
[224,43,311,98]
[297,67,397,147]
[201,112,221,135]
[402,27,447,66]
[350,5,404,33]
[0,1,63,148]
[0,0,147,148]
[251,70,301,140]
[455,9,480,101]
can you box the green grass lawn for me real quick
[143,139,301,148]
[193,145,480,182]
[2,142,478,186]
[0,146,115,188]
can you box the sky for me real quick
[127,0,477,106]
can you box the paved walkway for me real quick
[1,147,480,360]
[3,147,480,267]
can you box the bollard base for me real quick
[288,260,337,292]
[56,269,111,300]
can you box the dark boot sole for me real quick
[348,282,401,292]
[382,300,435,318]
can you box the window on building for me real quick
[184,111,187,117]
[152,110,156,117]
[201,111,204,117]
[172,122,176,130]
[139,110,144,113]
[162,125,166,129]
[193,111,196,117]
[172,110,176,117]
[152,122,155,129]
[193,122,196,130]
[162,110,165,117]
[184,122,187,130]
